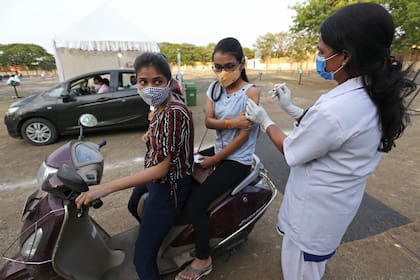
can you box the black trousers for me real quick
[186,155,250,260]
[127,176,192,279]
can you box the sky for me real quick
[0,0,297,54]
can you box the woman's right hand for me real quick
[142,130,149,142]
[75,184,110,209]
[199,156,219,169]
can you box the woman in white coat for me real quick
[245,3,410,280]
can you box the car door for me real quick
[53,73,123,134]
[106,71,150,128]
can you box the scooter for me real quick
[0,114,277,280]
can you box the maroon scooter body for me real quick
[1,137,276,279]
[172,182,273,246]
[0,139,104,280]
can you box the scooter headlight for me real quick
[21,227,43,258]
[37,162,58,189]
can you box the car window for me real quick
[69,73,111,96]
[118,71,136,90]
[69,78,92,96]
[43,84,66,97]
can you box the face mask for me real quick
[137,83,170,106]
[216,69,241,88]
[315,53,344,80]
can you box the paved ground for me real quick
[0,70,419,279]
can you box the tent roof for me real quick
[53,2,159,52]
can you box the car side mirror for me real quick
[62,93,75,103]
[57,164,89,193]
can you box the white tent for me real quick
[53,3,159,81]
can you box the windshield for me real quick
[74,143,102,165]
[42,84,66,98]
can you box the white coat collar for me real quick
[321,76,365,101]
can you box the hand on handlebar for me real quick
[75,184,108,209]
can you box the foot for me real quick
[175,258,212,280]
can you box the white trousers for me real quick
[281,235,327,280]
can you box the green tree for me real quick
[380,0,420,51]
[253,32,289,60]
[0,43,55,70]
[290,0,419,52]
[290,0,363,51]
[285,32,313,62]
[160,42,214,65]
[243,47,255,60]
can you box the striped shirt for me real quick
[144,97,194,184]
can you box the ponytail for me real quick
[319,3,411,153]
[362,57,410,152]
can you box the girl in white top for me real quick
[245,3,410,280]
[176,37,258,280]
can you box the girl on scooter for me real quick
[176,37,258,280]
[245,3,409,279]
[76,52,194,280]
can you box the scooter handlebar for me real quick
[91,198,103,209]
[97,140,107,148]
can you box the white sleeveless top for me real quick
[206,81,259,165]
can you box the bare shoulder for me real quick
[245,84,260,103]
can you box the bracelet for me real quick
[225,119,232,129]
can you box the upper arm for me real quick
[246,86,260,104]
[284,108,343,166]
[205,97,215,119]
[158,108,182,160]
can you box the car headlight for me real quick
[7,107,19,115]
[21,227,43,258]
[37,162,58,189]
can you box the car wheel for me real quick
[21,118,59,146]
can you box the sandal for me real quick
[175,263,213,280]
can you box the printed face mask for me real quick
[216,69,241,88]
[137,83,170,106]
[315,53,344,80]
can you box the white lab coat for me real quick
[278,77,382,255]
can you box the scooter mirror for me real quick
[79,114,98,128]
[57,164,89,193]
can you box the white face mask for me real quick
[137,83,170,106]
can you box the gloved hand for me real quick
[269,83,304,119]
[245,99,274,132]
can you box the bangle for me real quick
[225,119,231,129]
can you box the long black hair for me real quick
[210,37,249,101]
[212,37,249,83]
[320,2,410,152]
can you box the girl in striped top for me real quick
[76,52,194,280]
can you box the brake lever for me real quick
[77,207,84,218]
[76,198,102,218]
